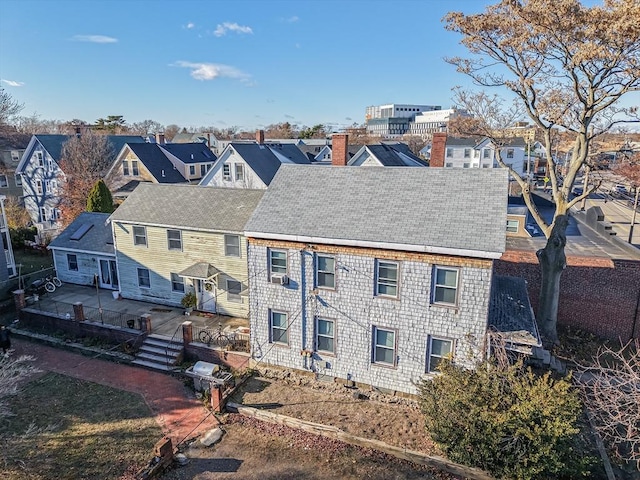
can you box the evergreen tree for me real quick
[86,180,114,213]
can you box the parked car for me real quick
[611,184,628,197]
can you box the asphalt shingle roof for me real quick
[161,143,217,164]
[245,165,508,257]
[48,212,114,255]
[366,144,428,166]
[126,143,187,183]
[111,183,264,233]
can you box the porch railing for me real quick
[27,298,140,330]
[192,324,250,353]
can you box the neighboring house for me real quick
[48,212,117,288]
[430,134,527,175]
[0,126,31,200]
[16,134,145,239]
[110,183,263,317]
[104,142,216,200]
[244,165,509,395]
[296,143,360,164]
[171,131,219,154]
[199,131,310,189]
[0,195,16,279]
[348,142,428,167]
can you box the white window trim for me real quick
[427,336,454,373]
[269,310,289,345]
[506,219,520,233]
[133,226,147,247]
[171,272,185,293]
[315,317,336,355]
[372,326,397,367]
[315,253,336,290]
[234,163,244,181]
[375,259,399,298]
[222,164,231,181]
[269,249,288,279]
[167,229,182,251]
[67,253,78,271]
[137,268,151,289]
[224,234,241,257]
[432,266,459,306]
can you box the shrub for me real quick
[9,226,37,249]
[181,291,197,309]
[418,359,594,479]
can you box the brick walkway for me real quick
[11,338,219,448]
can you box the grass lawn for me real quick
[0,372,162,480]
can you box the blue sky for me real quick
[0,1,535,131]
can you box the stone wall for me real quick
[248,240,494,396]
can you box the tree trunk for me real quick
[536,215,569,347]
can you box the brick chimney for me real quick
[429,132,447,168]
[331,133,349,166]
[256,130,265,144]
[156,132,165,145]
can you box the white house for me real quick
[244,165,510,395]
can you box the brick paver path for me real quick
[12,338,218,448]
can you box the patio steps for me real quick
[132,334,183,373]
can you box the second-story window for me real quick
[446,148,453,158]
[36,179,43,195]
[200,164,207,176]
[376,260,398,298]
[132,160,139,176]
[269,250,288,279]
[167,229,182,250]
[0,175,7,188]
[224,234,240,257]
[189,165,196,176]
[316,254,335,289]
[464,148,471,158]
[36,151,43,167]
[133,226,147,246]
[432,266,459,306]
[122,160,129,175]
[223,164,231,181]
[235,164,244,181]
[507,148,514,159]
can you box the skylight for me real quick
[70,223,94,240]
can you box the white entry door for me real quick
[197,279,216,313]
[98,259,119,289]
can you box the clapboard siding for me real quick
[113,221,249,317]
[51,249,113,286]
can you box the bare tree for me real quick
[58,132,114,227]
[0,88,24,125]
[164,124,180,141]
[445,0,640,345]
[129,119,164,136]
[575,340,640,469]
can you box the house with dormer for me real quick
[104,142,216,200]
[244,165,509,395]
[16,134,145,239]
[198,130,310,189]
[110,183,263,317]
[0,126,31,200]
[347,142,428,167]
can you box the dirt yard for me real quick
[226,369,436,454]
[162,368,458,479]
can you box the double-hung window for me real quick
[464,148,471,158]
[224,235,240,257]
[269,250,287,278]
[123,160,130,175]
[15,174,22,187]
[270,310,288,344]
[167,229,182,250]
[171,273,184,293]
[316,254,335,289]
[226,279,242,302]
[235,164,244,181]
[506,148,514,159]
[506,220,519,233]
[131,160,139,176]
[432,266,459,305]
[446,148,453,158]
[67,253,78,271]
[373,326,396,366]
[223,164,231,181]
[133,226,147,246]
[376,260,398,297]
[200,164,207,176]
[36,180,43,195]
[316,318,335,354]
[0,175,7,188]
[137,268,151,288]
[427,337,453,373]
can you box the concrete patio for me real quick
[22,282,249,339]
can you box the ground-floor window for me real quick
[427,337,453,373]
[67,253,78,271]
[315,318,335,354]
[269,310,288,345]
[372,326,396,366]
[137,268,151,288]
[171,273,184,293]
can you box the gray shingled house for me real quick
[244,165,509,396]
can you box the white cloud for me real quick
[172,61,251,83]
[71,35,118,43]
[283,16,299,23]
[1,79,24,87]
[186,22,195,29]
[213,22,253,37]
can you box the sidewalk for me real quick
[11,337,219,448]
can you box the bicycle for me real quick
[44,274,62,292]
[198,323,230,348]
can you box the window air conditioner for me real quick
[271,274,289,285]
